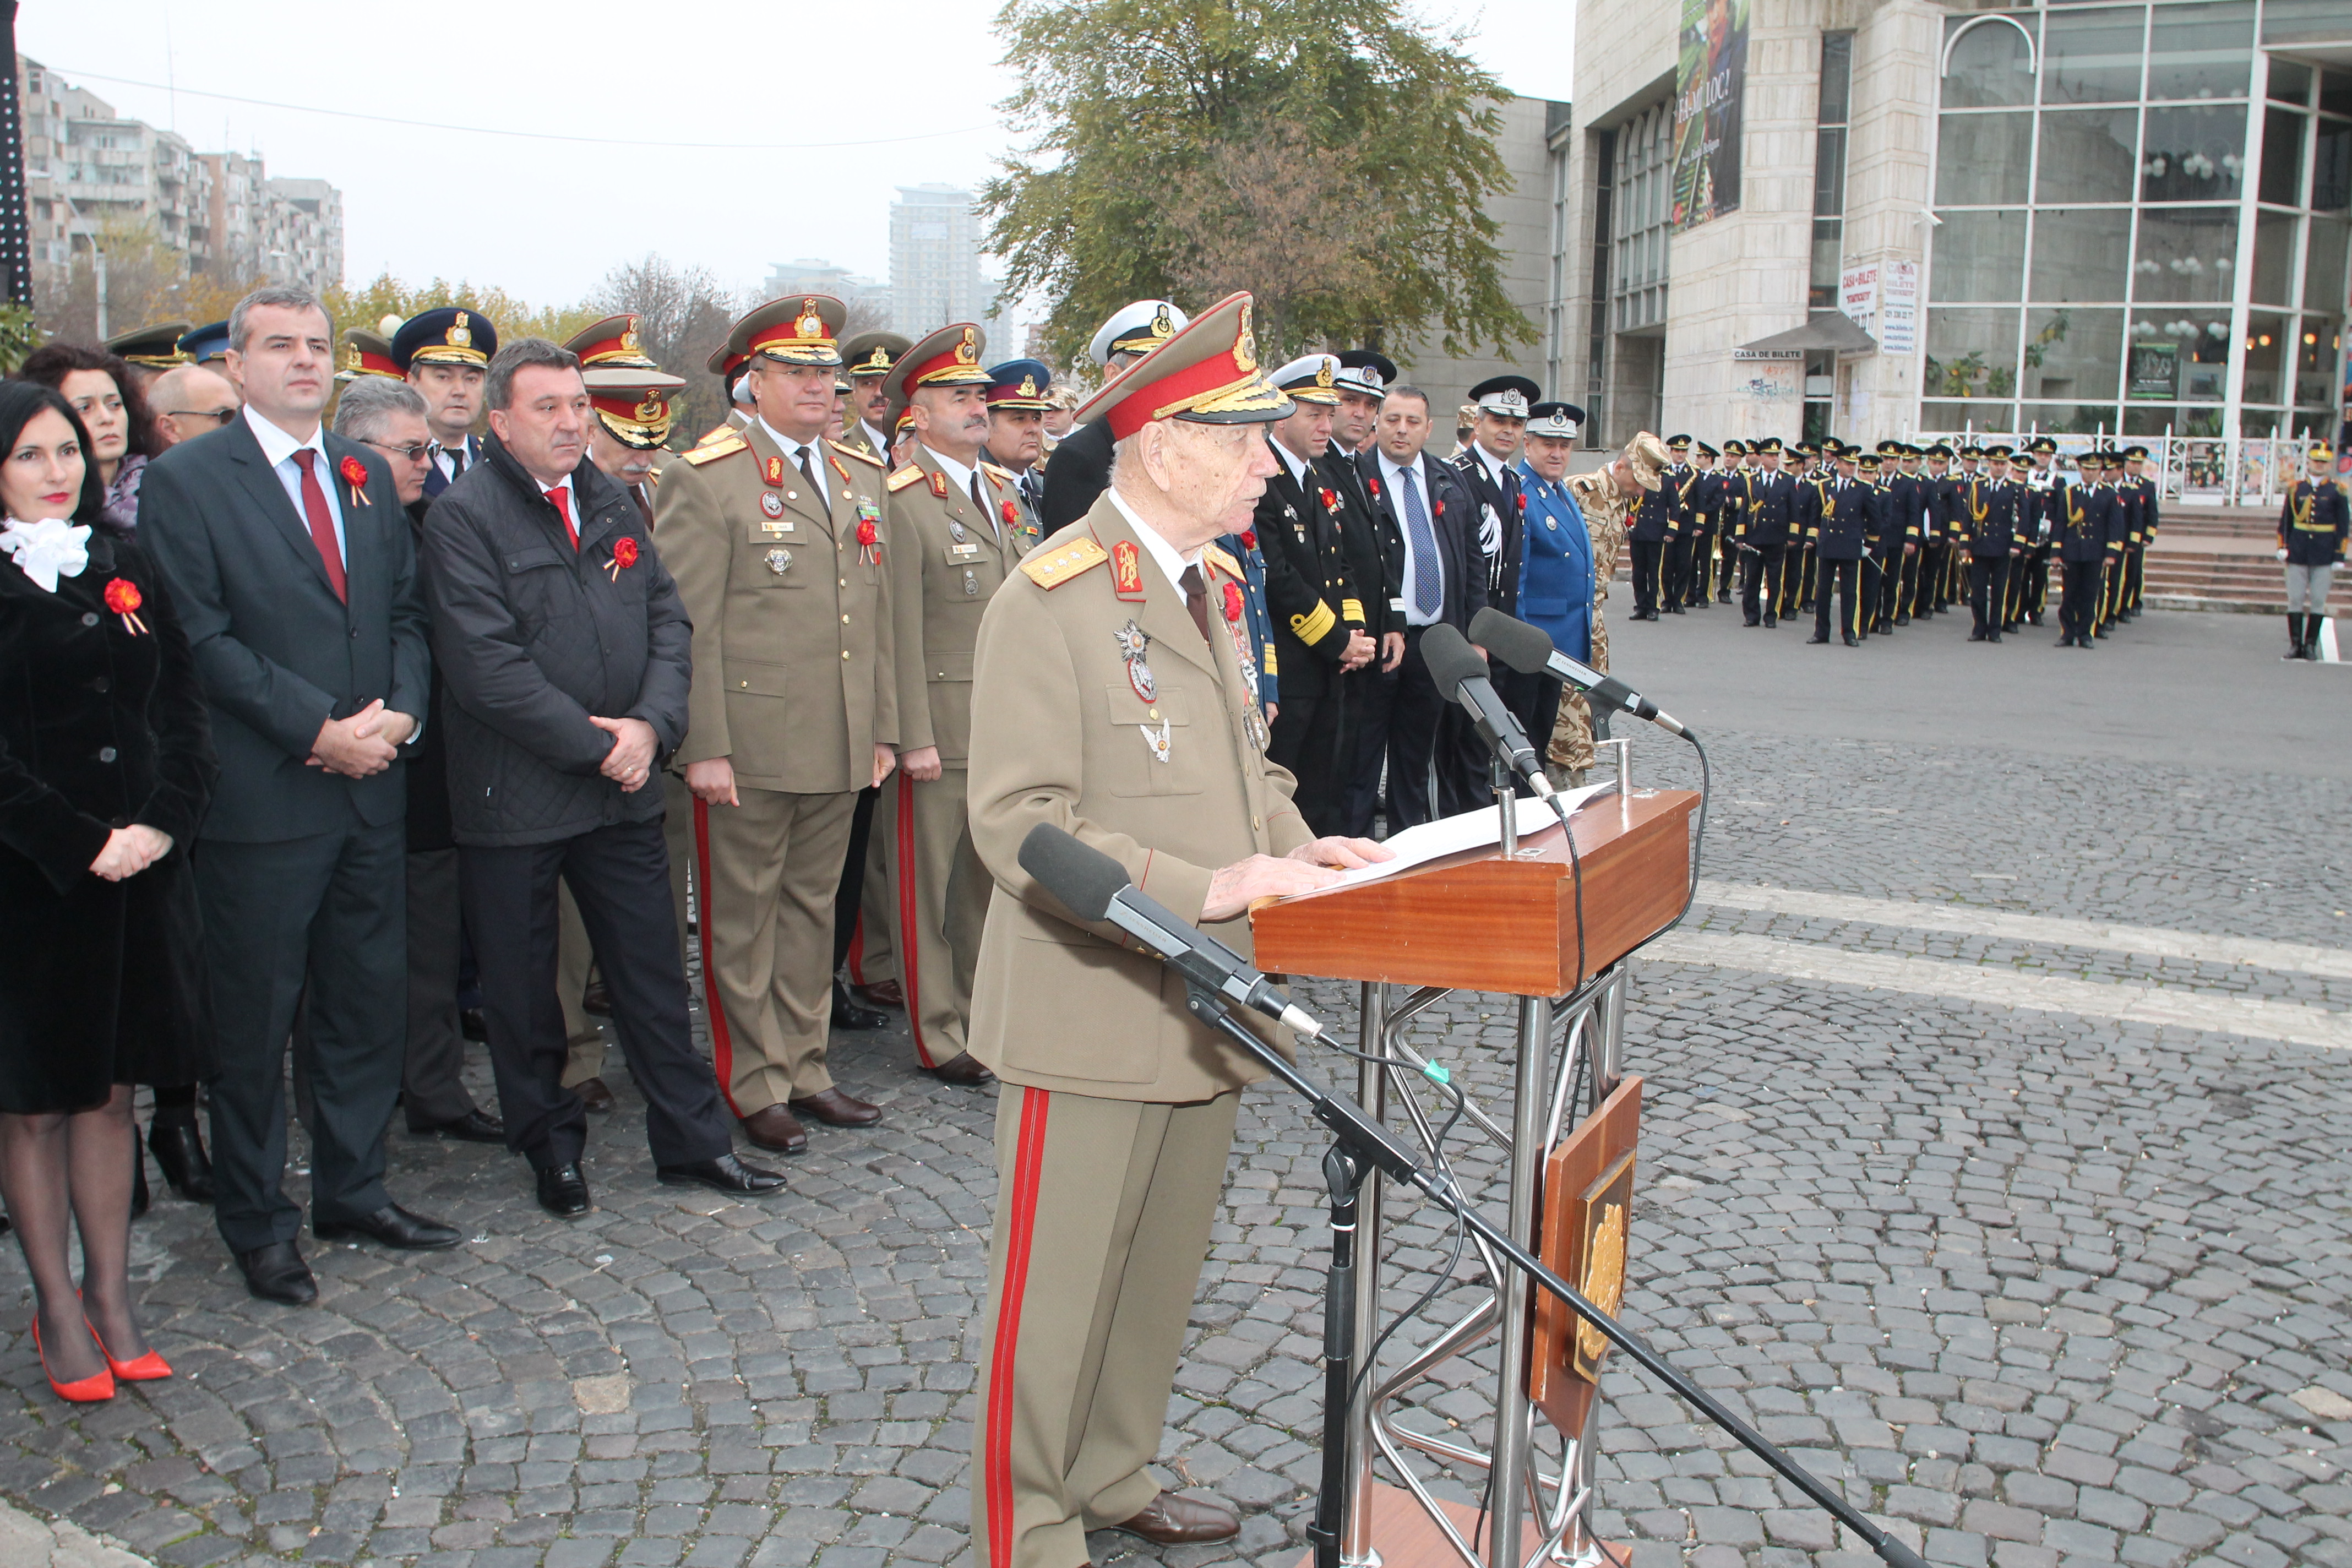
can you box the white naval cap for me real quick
[1086,300,1190,368]
[1267,352,1341,405]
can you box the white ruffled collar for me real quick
[0,516,94,593]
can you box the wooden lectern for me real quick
[1256,787,1696,1568]
[1253,788,1696,994]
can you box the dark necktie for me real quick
[291,450,346,602]
[794,444,819,495]
[1179,564,1211,641]
[445,441,467,479]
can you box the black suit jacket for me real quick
[1038,418,1113,533]
[1355,447,1483,632]
[1254,449,1369,700]
[139,414,429,843]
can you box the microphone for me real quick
[1016,824,1338,1045]
[1418,622,1553,798]
[1469,607,1691,738]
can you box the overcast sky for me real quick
[21,1,1572,314]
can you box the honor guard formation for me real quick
[2,269,2342,1568]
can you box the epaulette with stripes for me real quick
[828,438,885,467]
[886,466,924,493]
[1019,537,1109,589]
[682,432,747,466]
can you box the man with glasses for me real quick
[148,363,242,450]
[330,377,506,1151]
[393,307,499,499]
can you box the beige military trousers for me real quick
[559,773,696,1088]
[700,787,857,1110]
[883,769,988,1068]
[971,1084,1239,1568]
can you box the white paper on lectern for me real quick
[1325,786,1609,891]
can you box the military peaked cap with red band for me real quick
[880,323,992,412]
[336,329,400,383]
[1075,292,1292,443]
[728,295,847,368]
[563,314,660,370]
[108,321,192,369]
[582,367,687,450]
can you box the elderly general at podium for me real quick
[959,292,1389,1568]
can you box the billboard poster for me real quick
[2127,341,2179,401]
[1670,0,1748,233]
[1839,262,1880,339]
[1880,261,1918,356]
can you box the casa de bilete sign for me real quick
[1670,0,1748,233]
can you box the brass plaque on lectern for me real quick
[1531,1075,1642,1438]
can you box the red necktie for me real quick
[548,483,578,549]
[291,449,346,602]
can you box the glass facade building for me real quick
[1924,2,2351,443]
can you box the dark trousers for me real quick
[195,820,405,1253]
[1793,545,1817,612]
[2058,559,2099,640]
[1899,545,1924,617]
[1668,532,1698,606]
[1868,548,1899,628]
[1628,538,1664,616]
[1337,666,1396,838]
[2126,545,2146,611]
[1740,548,1783,622]
[1388,625,1467,830]
[460,818,733,1173]
[2024,547,2052,620]
[403,847,482,1129]
[1715,536,1738,598]
[1813,558,1863,641]
[1268,678,1347,837]
[832,785,880,972]
[1969,557,2011,635]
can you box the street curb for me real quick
[0,1500,153,1567]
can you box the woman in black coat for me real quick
[0,381,216,1401]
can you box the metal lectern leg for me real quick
[1487,994,1551,1567]
[1342,981,1390,1566]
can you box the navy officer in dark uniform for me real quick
[1961,444,2023,643]
[1036,300,1187,531]
[1806,442,1870,646]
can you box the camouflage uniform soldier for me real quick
[1545,433,1665,783]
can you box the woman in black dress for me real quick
[0,381,216,1401]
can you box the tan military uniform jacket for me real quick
[966,492,1314,1104]
[656,421,899,793]
[887,448,1023,763]
[982,459,1047,557]
[834,420,893,466]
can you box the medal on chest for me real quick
[856,499,883,564]
[1217,577,1271,753]
[1115,618,1156,702]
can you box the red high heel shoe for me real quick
[32,1318,115,1402]
[85,1317,172,1382]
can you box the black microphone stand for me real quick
[1180,986,1927,1568]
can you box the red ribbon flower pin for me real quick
[1001,498,1018,527]
[337,454,373,507]
[605,535,640,582]
[1239,530,1257,551]
[104,576,148,635]
[1368,476,1382,500]
[1221,581,1244,623]
[1319,486,1340,514]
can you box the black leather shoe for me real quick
[1805,633,1827,644]
[1843,633,1860,647]
[830,982,889,1031]
[574,1077,616,1113]
[411,1108,506,1144]
[1967,628,1986,642]
[657,1152,786,1196]
[923,1053,996,1088]
[148,1121,216,1202]
[581,978,612,1017]
[1763,613,1776,628]
[1988,631,2002,643]
[460,1007,489,1042]
[315,1203,462,1251]
[237,1240,318,1305]
[537,1163,591,1218]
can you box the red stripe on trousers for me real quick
[895,770,935,1068]
[692,797,744,1118]
[985,1086,1052,1568]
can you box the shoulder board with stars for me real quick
[682,432,747,467]
[1202,543,1243,579]
[827,438,886,468]
[979,461,1016,485]
[886,465,925,493]
[1019,536,1109,589]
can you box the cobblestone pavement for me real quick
[4,626,2349,1568]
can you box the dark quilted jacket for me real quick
[420,437,690,847]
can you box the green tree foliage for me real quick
[982,0,1536,369]
[326,274,599,348]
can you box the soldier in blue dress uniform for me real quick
[1510,401,1590,760]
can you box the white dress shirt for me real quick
[429,433,478,487]
[923,445,994,540]
[1272,437,1313,492]
[245,404,345,564]
[758,417,827,489]
[1379,450,1443,627]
